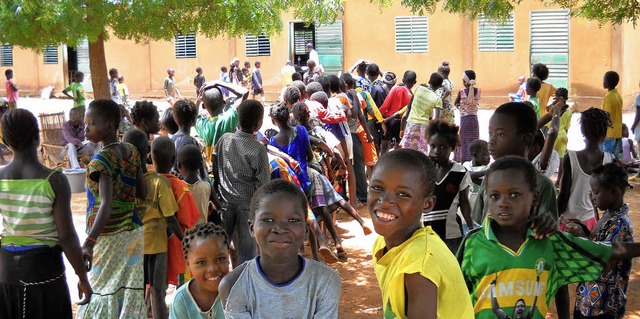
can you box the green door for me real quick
[530,10,570,89]
[315,20,343,75]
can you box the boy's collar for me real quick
[482,216,534,243]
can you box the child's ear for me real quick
[422,195,436,213]
[248,219,255,238]
[521,133,533,150]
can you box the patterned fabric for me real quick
[269,126,312,190]
[455,114,479,163]
[602,138,623,160]
[78,228,145,319]
[438,78,455,123]
[456,87,480,117]
[575,204,633,318]
[0,171,58,247]
[356,75,371,91]
[458,218,613,319]
[399,121,429,155]
[86,143,142,236]
[269,156,302,188]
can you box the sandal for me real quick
[319,245,339,264]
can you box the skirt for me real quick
[77,228,145,319]
[308,168,344,208]
[0,246,71,319]
[455,115,479,163]
[399,121,430,155]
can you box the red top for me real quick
[379,85,412,118]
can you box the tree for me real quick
[0,0,344,98]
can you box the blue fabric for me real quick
[269,126,311,190]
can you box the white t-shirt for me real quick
[308,49,319,65]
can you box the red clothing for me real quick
[162,174,199,285]
[5,80,18,102]
[305,100,346,124]
[379,85,412,118]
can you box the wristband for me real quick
[85,236,97,245]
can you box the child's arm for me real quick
[166,215,184,241]
[50,171,92,305]
[557,154,572,217]
[405,273,438,319]
[135,162,147,200]
[266,144,301,173]
[62,88,73,100]
[356,101,373,142]
[538,106,563,172]
[469,169,486,185]
[219,263,248,308]
[9,81,17,91]
[459,188,474,229]
[83,174,114,266]
[631,104,640,133]
[400,95,414,133]
[529,211,558,240]
[630,139,638,159]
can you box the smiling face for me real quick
[428,133,454,166]
[187,236,230,295]
[486,169,537,230]
[488,113,526,160]
[250,193,306,259]
[84,108,111,143]
[367,162,435,246]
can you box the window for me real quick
[1,45,13,67]
[294,29,314,55]
[43,45,58,64]
[175,33,196,58]
[395,16,429,53]
[478,14,515,52]
[245,33,271,56]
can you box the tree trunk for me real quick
[88,32,110,99]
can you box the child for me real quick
[125,128,183,319]
[161,107,179,136]
[131,100,161,136]
[0,109,91,318]
[109,68,122,104]
[463,139,490,213]
[458,156,640,319]
[213,100,270,264]
[194,67,205,96]
[172,99,207,179]
[170,223,229,319]
[368,149,474,318]
[251,61,264,102]
[574,162,633,318]
[399,72,444,154]
[219,66,230,97]
[471,102,558,224]
[454,70,481,163]
[178,144,221,224]
[423,120,473,252]
[531,63,556,116]
[437,61,456,124]
[151,136,199,286]
[558,108,615,231]
[529,130,560,178]
[5,69,18,109]
[61,107,91,169]
[526,77,542,119]
[621,123,638,165]
[219,179,342,318]
[379,70,416,155]
[164,68,181,106]
[62,71,86,122]
[117,75,130,106]
[78,99,147,318]
[602,71,623,160]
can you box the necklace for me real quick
[102,141,121,149]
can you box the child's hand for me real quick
[77,278,93,305]
[530,212,558,239]
[82,243,94,271]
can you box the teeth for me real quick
[206,276,221,281]
[376,211,398,221]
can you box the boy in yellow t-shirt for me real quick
[124,129,182,319]
[602,71,623,159]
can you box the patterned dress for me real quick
[438,78,455,123]
[79,143,145,319]
[575,204,633,318]
[455,87,480,163]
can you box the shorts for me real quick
[144,253,168,291]
[253,88,264,95]
[601,138,622,159]
[382,118,401,141]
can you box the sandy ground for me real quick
[10,97,640,318]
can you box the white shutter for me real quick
[315,20,343,75]
[530,10,570,87]
[294,30,314,55]
[395,16,429,53]
[245,33,271,57]
[0,45,13,67]
[76,39,92,92]
[478,14,515,52]
[175,33,196,58]
[43,45,58,64]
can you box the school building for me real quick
[4,0,640,110]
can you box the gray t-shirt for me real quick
[224,257,341,319]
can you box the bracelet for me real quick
[85,237,97,245]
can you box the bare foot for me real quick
[319,245,338,264]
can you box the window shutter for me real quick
[43,45,58,64]
[246,33,271,56]
[294,30,314,55]
[395,16,429,53]
[478,14,515,52]
[1,45,13,67]
[175,33,196,58]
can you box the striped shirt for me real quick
[0,171,58,247]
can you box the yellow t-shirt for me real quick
[603,89,623,138]
[137,171,179,254]
[537,82,556,117]
[373,227,474,319]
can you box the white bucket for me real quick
[63,168,86,194]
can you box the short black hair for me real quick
[284,86,301,105]
[269,103,289,126]
[604,71,620,89]
[292,81,306,99]
[428,119,460,148]
[580,107,611,142]
[173,99,197,126]
[340,73,355,89]
[122,128,149,159]
[254,61,261,66]
[429,72,444,87]
[75,71,84,81]
[4,69,12,78]
[196,66,202,72]
[402,70,417,85]
[1,108,39,151]
[306,82,323,97]
[131,100,158,126]
[108,68,118,77]
[316,76,330,93]
[468,139,488,155]
[438,61,450,76]
[327,75,339,93]
[592,161,630,193]
[292,72,303,82]
[555,87,569,100]
[151,136,175,166]
[237,100,264,130]
[310,91,329,107]
[374,148,436,196]
[203,87,225,112]
[494,102,538,137]
[220,66,228,72]
[486,155,538,192]
[178,144,203,171]
[182,222,229,259]
[366,63,380,77]
[527,77,542,93]
[88,99,121,131]
[356,61,367,74]
[532,64,549,81]
[250,179,308,221]
[161,108,179,135]
[291,102,308,122]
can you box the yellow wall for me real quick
[2,46,64,96]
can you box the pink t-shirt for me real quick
[6,80,18,102]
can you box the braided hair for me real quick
[592,161,631,193]
[580,107,611,142]
[428,119,460,148]
[131,100,158,126]
[1,108,39,151]
[182,222,229,260]
[555,87,569,100]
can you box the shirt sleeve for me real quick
[159,182,179,218]
[61,123,82,146]
[313,270,342,319]
[549,232,612,288]
[168,292,191,319]
[435,96,443,109]
[535,174,558,219]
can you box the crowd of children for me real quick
[2,58,640,319]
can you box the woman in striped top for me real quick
[0,109,92,319]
